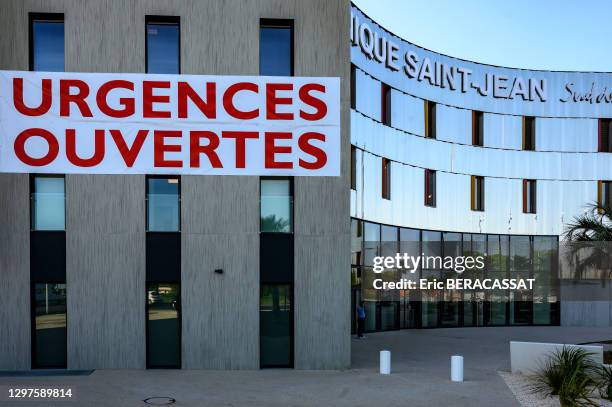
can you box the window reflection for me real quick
[33,283,66,368]
[31,18,64,72]
[260,178,292,233]
[146,19,180,74]
[260,284,292,367]
[147,283,180,368]
[351,218,559,331]
[147,177,180,232]
[259,22,293,76]
[32,176,65,231]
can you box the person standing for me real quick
[357,301,366,338]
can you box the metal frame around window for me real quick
[145,281,182,369]
[259,18,295,76]
[145,15,181,74]
[30,174,66,232]
[145,175,181,233]
[29,12,64,72]
[259,176,294,234]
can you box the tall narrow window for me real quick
[31,176,65,231]
[30,175,66,369]
[381,83,391,125]
[350,64,357,110]
[523,179,537,214]
[598,181,612,209]
[425,100,436,139]
[471,176,485,211]
[146,16,180,74]
[146,176,180,232]
[260,178,293,233]
[147,283,180,368]
[260,284,292,367]
[598,119,612,152]
[350,145,357,190]
[259,19,295,369]
[146,176,181,368]
[259,19,294,76]
[382,158,391,200]
[30,13,64,72]
[523,116,536,151]
[32,283,67,368]
[424,169,436,207]
[472,111,484,146]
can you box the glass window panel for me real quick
[510,288,532,325]
[487,291,507,325]
[33,283,66,368]
[351,219,363,266]
[259,25,292,76]
[380,302,398,331]
[260,178,292,233]
[147,177,180,232]
[32,176,65,231]
[146,22,180,74]
[380,225,398,257]
[510,236,531,271]
[443,232,461,259]
[421,290,438,328]
[364,300,377,332]
[422,230,442,261]
[147,283,180,368]
[363,222,380,267]
[32,20,64,72]
[260,284,292,367]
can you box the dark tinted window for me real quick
[30,15,64,72]
[472,111,484,146]
[381,83,391,125]
[259,20,293,76]
[523,117,536,151]
[599,119,611,152]
[147,283,180,368]
[32,283,66,368]
[425,100,436,139]
[146,17,180,74]
[382,158,391,200]
[424,169,436,207]
[471,176,485,211]
[260,284,292,367]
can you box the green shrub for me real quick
[531,346,598,406]
[596,364,612,401]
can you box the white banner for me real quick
[0,71,340,176]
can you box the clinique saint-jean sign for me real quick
[0,71,340,175]
[351,10,612,105]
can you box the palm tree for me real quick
[564,202,612,241]
[563,202,612,284]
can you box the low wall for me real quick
[510,341,603,374]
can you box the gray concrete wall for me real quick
[0,0,350,370]
[0,174,31,370]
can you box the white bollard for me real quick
[451,355,464,382]
[379,350,391,375]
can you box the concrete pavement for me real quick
[1,326,610,407]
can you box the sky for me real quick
[352,0,612,72]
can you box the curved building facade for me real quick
[349,4,612,331]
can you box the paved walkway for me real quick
[1,327,610,407]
